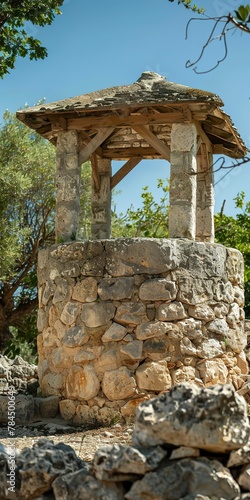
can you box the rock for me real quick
[197,359,228,385]
[136,360,172,391]
[98,277,134,300]
[125,457,240,500]
[120,340,143,361]
[139,278,177,301]
[170,446,200,460]
[102,323,127,342]
[135,321,172,340]
[52,470,125,500]
[17,438,86,499]
[60,301,79,325]
[120,396,150,418]
[188,304,215,322]
[93,444,167,480]
[81,302,115,327]
[238,464,250,491]
[115,302,147,326]
[65,364,100,401]
[72,277,97,302]
[61,326,89,347]
[59,399,77,421]
[227,445,250,467]
[34,396,59,418]
[133,384,249,452]
[158,301,187,321]
[102,367,136,401]
[0,394,35,424]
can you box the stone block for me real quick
[197,359,228,385]
[139,278,177,301]
[81,302,115,327]
[60,301,79,325]
[0,394,35,424]
[136,360,172,391]
[115,302,147,326]
[34,396,59,418]
[158,301,187,321]
[62,326,89,347]
[98,277,134,300]
[59,399,77,421]
[65,365,100,401]
[135,321,172,340]
[120,340,143,361]
[72,277,98,302]
[102,367,136,401]
[102,323,127,342]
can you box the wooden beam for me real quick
[111,157,142,189]
[102,146,160,159]
[132,124,170,160]
[193,120,213,155]
[79,127,115,164]
[91,153,100,191]
[79,131,103,158]
[67,111,184,130]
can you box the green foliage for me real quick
[215,192,250,317]
[234,4,250,23]
[168,0,205,14]
[0,0,63,78]
[112,179,169,238]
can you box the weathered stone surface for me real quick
[105,238,180,276]
[72,277,97,302]
[74,349,96,363]
[125,457,240,500]
[81,302,115,327]
[226,247,244,286]
[115,302,146,325]
[65,364,100,401]
[227,444,250,467]
[197,339,224,359]
[102,322,127,342]
[171,366,197,385]
[102,367,136,401]
[188,303,215,322]
[0,394,35,424]
[95,348,121,374]
[158,301,187,321]
[98,277,134,300]
[61,326,89,347]
[53,470,125,500]
[93,444,167,480]
[120,396,150,417]
[139,278,177,301]
[136,360,172,391]
[34,396,59,418]
[60,301,79,325]
[169,446,200,460]
[213,280,234,303]
[120,340,143,360]
[17,438,85,499]
[206,318,229,336]
[197,359,228,385]
[238,464,250,491]
[133,384,249,452]
[59,399,77,421]
[53,278,71,304]
[135,320,171,340]
[177,277,213,305]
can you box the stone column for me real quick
[55,131,81,242]
[196,148,214,242]
[91,158,111,239]
[169,123,197,240]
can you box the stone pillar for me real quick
[169,123,197,240]
[91,158,111,239]
[196,148,214,242]
[55,130,81,242]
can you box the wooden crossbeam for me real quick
[67,111,184,130]
[111,157,142,189]
[79,127,115,164]
[91,153,100,191]
[132,124,170,160]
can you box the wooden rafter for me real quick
[193,120,213,155]
[111,157,142,189]
[78,127,115,165]
[132,124,170,160]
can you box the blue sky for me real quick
[1,0,249,217]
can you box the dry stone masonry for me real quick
[1,383,250,499]
[37,238,247,425]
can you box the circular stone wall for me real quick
[37,238,248,424]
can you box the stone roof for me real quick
[17,72,223,114]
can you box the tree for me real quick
[0,109,91,353]
[168,1,250,73]
[112,180,169,238]
[0,0,63,78]
[215,192,250,318]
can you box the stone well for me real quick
[37,238,247,424]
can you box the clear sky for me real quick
[1,0,249,217]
